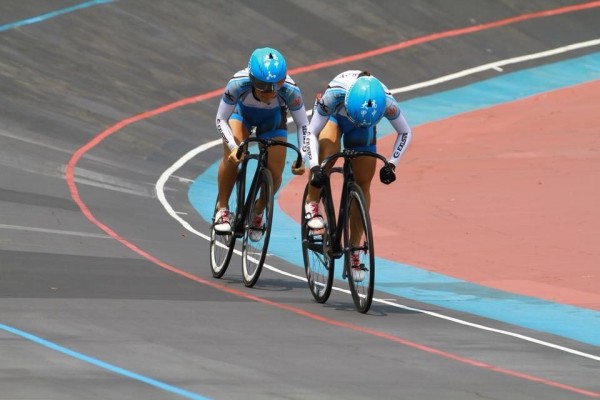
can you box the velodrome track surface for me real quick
[1,1,599,399]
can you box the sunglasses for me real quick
[249,73,283,94]
[253,83,276,93]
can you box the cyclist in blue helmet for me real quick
[214,47,308,234]
[303,70,413,280]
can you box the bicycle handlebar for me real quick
[318,148,389,170]
[235,137,303,168]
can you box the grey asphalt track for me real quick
[1,1,599,399]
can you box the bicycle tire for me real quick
[344,182,375,313]
[301,183,335,303]
[241,168,274,287]
[209,195,237,278]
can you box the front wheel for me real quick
[209,195,237,278]
[301,183,335,303]
[344,183,375,313]
[241,168,274,287]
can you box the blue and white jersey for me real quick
[215,68,308,154]
[306,70,412,168]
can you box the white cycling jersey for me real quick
[306,70,412,168]
[215,68,308,155]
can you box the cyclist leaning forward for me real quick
[214,47,308,236]
[304,70,413,279]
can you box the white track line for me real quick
[390,38,600,94]
[156,40,600,361]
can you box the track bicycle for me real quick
[301,149,390,313]
[210,136,303,287]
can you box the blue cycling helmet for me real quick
[344,76,387,127]
[248,47,287,92]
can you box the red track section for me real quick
[281,79,600,310]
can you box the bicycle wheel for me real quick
[301,183,335,303]
[241,168,274,287]
[344,182,375,313]
[209,186,239,278]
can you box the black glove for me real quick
[310,166,328,188]
[379,163,396,185]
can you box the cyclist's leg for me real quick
[249,128,287,215]
[350,155,376,245]
[306,118,341,203]
[263,129,287,193]
[250,106,288,214]
[343,124,377,246]
[305,119,340,229]
[217,117,250,210]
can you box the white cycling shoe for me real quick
[305,201,325,230]
[248,213,264,242]
[214,208,231,233]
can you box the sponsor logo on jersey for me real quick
[301,127,311,160]
[216,119,228,143]
[385,104,397,118]
[317,97,328,114]
[392,132,408,158]
[292,96,302,108]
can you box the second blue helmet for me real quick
[344,76,387,128]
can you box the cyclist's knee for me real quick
[358,181,371,197]
[219,158,238,178]
[318,138,339,160]
[269,166,283,189]
[267,147,286,174]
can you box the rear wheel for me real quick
[242,168,274,287]
[301,183,335,303]
[344,183,375,313]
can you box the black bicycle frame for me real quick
[318,149,388,259]
[231,137,303,237]
[320,165,349,260]
[231,152,261,237]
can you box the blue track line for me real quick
[189,52,600,347]
[0,0,116,32]
[0,323,212,400]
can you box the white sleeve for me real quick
[289,106,309,162]
[387,113,412,166]
[306,112,330,169]
[215,100,237,151]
